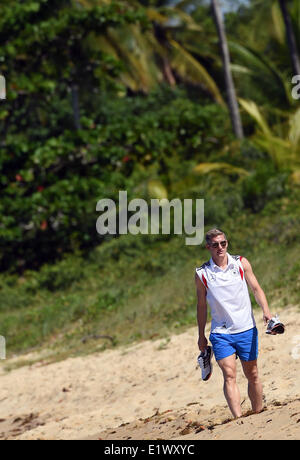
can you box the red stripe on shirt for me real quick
[202,274,208,289]
[239,266,244,280]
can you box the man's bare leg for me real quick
[217,354,242,418]
[241,359,263,413]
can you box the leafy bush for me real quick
[241,161,290,212]
[0,85,230,272]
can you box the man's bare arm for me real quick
[241,257,272,324]
[195,272,208,352]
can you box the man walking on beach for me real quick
[195,228,273,418]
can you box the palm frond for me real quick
[158,7,202,32]
[238,98,300,169]
[170,161,248,195]
[290,169,300,185]
[230,64,252,75]
[169,39,226,107]
[288,107,300,147]
[229,41,291,104]
[173,0,195,9]
[254,133,296,168]
[271,2,285,45]
[146,8,168,24]
[239,99,271,136]
[147,179,168,200]
[192,162,249,177]
[105,26,158,92]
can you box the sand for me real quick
[0,305,299,440]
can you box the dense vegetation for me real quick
[0,0,299,361]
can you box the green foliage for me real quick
[241,161,290,212]
[1,190,300,358]
[0,0,300,362]
[0,85,231,272]
[226,0,299,108]
[1,0,298,274]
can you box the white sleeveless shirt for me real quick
[196,252,256,334]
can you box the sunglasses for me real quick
[210,240,227,249]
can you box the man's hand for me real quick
[198,336,208,353]
[263,312,272,325]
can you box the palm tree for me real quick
[77,0,226,105]
[210,0,244,139]
[278,0,300,76]
[243,0,300,76]
[228,0,300,107]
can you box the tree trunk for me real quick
[162,56,176,87]
[154,23,177,87]
[0,75,5,99]
[211,0,244,140]
[279,0,300,76]
[71,83,81,130]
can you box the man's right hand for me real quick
[198,336,208,353]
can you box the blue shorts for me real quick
[209,327,258,362]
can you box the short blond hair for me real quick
[205,228,227,245]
